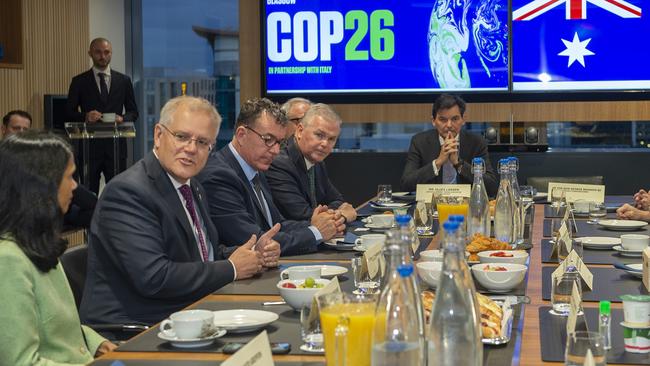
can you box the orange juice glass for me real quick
[318,293,376,366]
[436,195,469,227]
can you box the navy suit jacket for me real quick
[400,129,499,197]
[197,145,318,256]
[80,153,235,325]
[266,138,344,221]
[65,68,138,159]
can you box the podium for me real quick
[64,122,136,187]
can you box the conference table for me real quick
[94,196,645,366]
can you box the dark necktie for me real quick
[252,174,271,225]
[442,159,457,184]
[307,166,317,207]
[98,72,109,104]
[178,184,208,262]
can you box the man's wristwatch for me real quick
[453,160,463,172]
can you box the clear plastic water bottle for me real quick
[508,157,524,245]
[468,157,490,238]
[428,221,483,366]
[373,223,425,366]
[494,159,515,245]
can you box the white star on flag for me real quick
[558,32,595,67]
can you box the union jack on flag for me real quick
[513,0,641,20]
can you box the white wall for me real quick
[88,0,126,73]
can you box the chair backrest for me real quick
[526,176,605,193]
[60,245,88,309]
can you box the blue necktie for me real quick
[442,160,457,184]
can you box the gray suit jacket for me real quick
[80,153,235,325]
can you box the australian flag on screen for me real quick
[511,0,648,90]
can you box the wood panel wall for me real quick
[0,0,89,130]
[240,1,650,123]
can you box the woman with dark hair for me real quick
[0,131,116,365]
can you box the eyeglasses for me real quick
[244,125,286,147]
[159,124,214,151]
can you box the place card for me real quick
[308,277,341,325]
[563,204,577,233]
[552,250,594,290]
[221,330,274,366]
[416,184,471,203]
[566,281,582,335]
[547,182,605,204]
[364,242,384,279]
[643,248,650,291]
[583,349,595,366]
[550,221,569,258]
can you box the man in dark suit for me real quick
[281,97,311,140]
[267,103,357,222]
[198,98,344,256]
[400,94,498,196]
[80,96,279,326]
[66,37,139,194]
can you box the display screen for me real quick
[512,0,647,91]
[263,0,509,94]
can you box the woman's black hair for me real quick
[0,131,73,272]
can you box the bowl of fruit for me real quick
[277,277,331,310]
[477,250,529,265]
[471,263,527,293]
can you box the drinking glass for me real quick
[551,217,563,238]
[565,331,607,366]
[520,185,535,204]
[377,184,392,203]
[300,304,324,352]
[588,202,607,224]
[551,271,582,316]
[551,187,566,208]
[351,257,380,295]
[414,200,434,235]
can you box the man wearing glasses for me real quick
[81,96,279,326]
[198,98,344,256]
[266,103,357,222]
[281,97,312,140]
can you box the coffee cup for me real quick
[621,234,650,251]
[370,214,394,227]
[355,234,386,248]
[160,309,215,339]
[572,200,590,214]
[280,265,321,280]
[621,295,650,327]
[101,113,116,123]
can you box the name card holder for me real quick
[416,184,471,203]
[308,277,341,325]
[363,242,385,279]
[643,248,650,291]
[552,250,594,290]
[221,330,274,366]
[547,182,605,204]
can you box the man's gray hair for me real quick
[281,97,312,113]
[301,103,342,128]
[159,96,222,130]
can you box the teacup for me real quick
[280,265,321,280]
[370,214,394,227]
[621,234,650,251]
[160,309,215,339]
[355,234,386,248]
[101,112,116,123]
[572,200,590,214]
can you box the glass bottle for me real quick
[448,215,476,290]
[395,214,418,259]
[468,157,491,239]
[428,221,483,366]
[494,159,515,245]
[373,226,425,366]
[508,157,524,245]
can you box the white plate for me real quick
[157,328,226,348]
[212,310,278,333]
[392,192,411,197]
[613,245,644,257]
[365,223,393,230]
[620,263,643,278]
[371,202,410,209]
[575,236,621,250]
[599,220,648,231]
[282,264,349,277]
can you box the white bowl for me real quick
[477,250,529,265]
[277,278,330,310]
[621,234,650,251]
[471,263,527,292]
[416,261,443,289]
[419,249,469,262]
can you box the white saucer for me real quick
[599,219,648,231]
[212,310,278,333]
[318,265,348,276]
[370,202,409,209]
[621,321,650,329]
[365,223,393,230]
[613,245,644,257]
[575,236,621,250]
[157,328,226,348]
[620,263,643,278]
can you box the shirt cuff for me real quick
[228,259,238,280]
[308,225,323,242]
[432,160,440,176]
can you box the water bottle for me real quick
[428,221,483,366]
[448,215,475,290]
[395,214,419,259]
[508,157,524,245]
[373,223,425,366]
[468,157,490,238]
[494,159,515,245]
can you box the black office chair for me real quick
[61,245,148,341]
[526,176,605,193]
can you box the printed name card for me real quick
[363,242,385,279]
[551,221,570,258]
[583,349,595,366]
[416,184,471,203]
[547,182,605,204]
[566,281,582,335]
[308,277,341,325]
[221,330,274,366]
[552,250,594,290]
[643,248,650,291]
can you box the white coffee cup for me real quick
[621,234,650,251]
[101,112,116,123]
[160,309,215,339]
[370,214,394,227]
[280,265,321,280]
[356,234,387,247]
[572,200,590,214]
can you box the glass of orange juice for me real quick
[435,195,469,228]
[317,292,377,366]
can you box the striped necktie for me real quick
[178,184,208,262]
